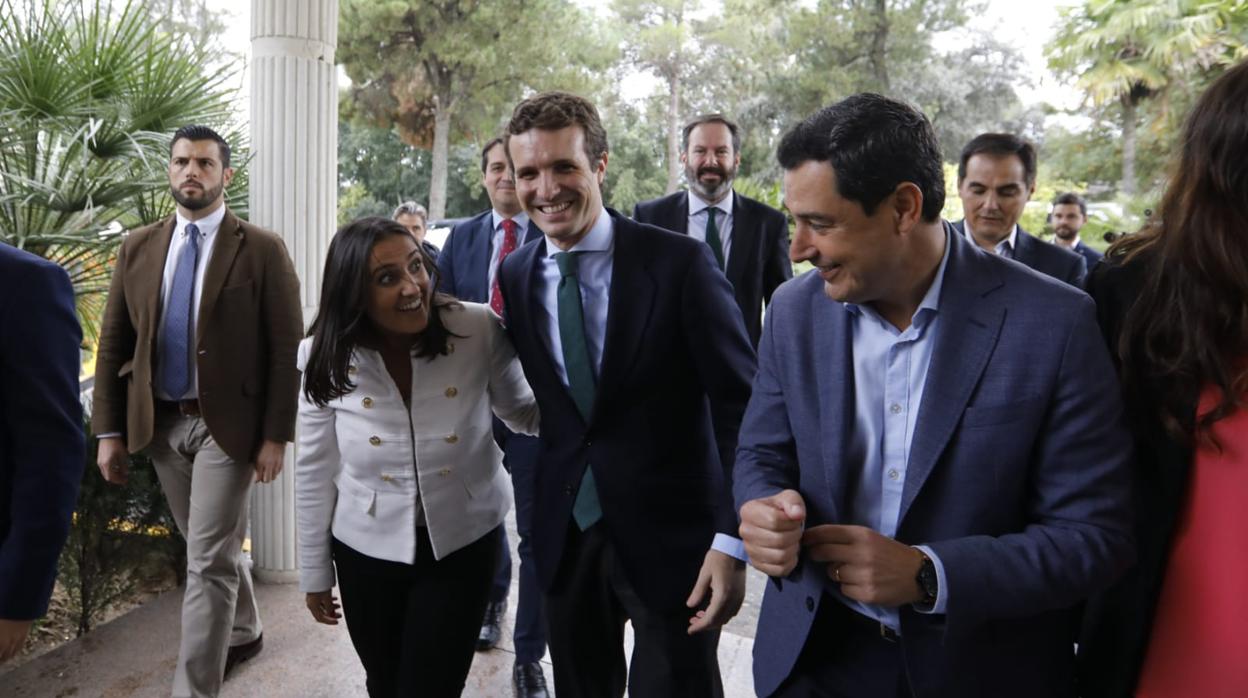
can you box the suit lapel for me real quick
[140,217,177,328]
[665,192,690,234]
[470,213,493,302]
[523,220,543,245]
[594,215,656,421]
[511,238,584,421]
[1012,227,1035,265]
[898,232,1004,524]
[814,290,853,523]
[725,193,752,289]
[195,210,242,347]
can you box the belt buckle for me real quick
[178,400,197,417]
[879,623,899,643]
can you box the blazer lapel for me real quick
[898,232,1004,524]
[140,217,177,330]
[813,291,853,524]
[594,214,656,421]
[195,209,242,347]
[522,220,544,245]
[664,192,690,234]
[725,193,753,289]
[510,238,584,421]
[469,214,493,302]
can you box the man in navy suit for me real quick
[735,95,1135,697]
[633,114,791,347]
[0,243,83,662]
[497,91,756,697]
[1050,191,1104,271]
[437,137,549,697]
[954,133,1087,288]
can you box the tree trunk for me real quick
[869,0,890,92]
[1120,97,1137,198]
[665,71,682,194]
[429,92,452,221]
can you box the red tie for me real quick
[489,219,519,315]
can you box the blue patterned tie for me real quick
[554,252,602,530]
[160,223,200,399]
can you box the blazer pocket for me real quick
[960,396,1045,429]
[336,471,377,516]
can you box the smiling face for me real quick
[508,125,606,250]
[168,138,233,216]
[957,153,1034,247]
[682,121,740,204]
[483,142,521,216]
[1050,203,1086,241]
[365,233,431,341]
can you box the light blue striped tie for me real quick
[160,223,200,399]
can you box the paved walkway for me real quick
[0,513,766,697]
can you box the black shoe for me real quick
[475,600,507,651]
[513,661,550,698]
[223,633,263,679]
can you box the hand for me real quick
[686,549,746,634]
[739,489,806,577]
[305,591,341,625]
[253,440,287,483]
[802,525,926,607]
[96,437,129,485]
[0,618,33,663]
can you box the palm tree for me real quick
[0,0,246,343]
[1047,0,1248,197]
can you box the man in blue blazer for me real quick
[1049,192,1104,271]
[735,95,1135,697]
[437,137,549,697]
[498,92,756,697]
[0,243,83,662]
[954,133,1087,288]
[632,114,792,347]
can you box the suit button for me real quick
[805,596,815,612]
[380,474,393,483]
[369,436,381,446]
[362,397,374,408]
[439,468,451,476]
[348,365,358,375]
[447,343,456,354]
[445,434,458,444]
[197,349,207,356]
[563,484,574,495]
[445,386,458,398]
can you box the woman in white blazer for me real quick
[296,216,538,697]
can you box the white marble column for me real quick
[248,0,338,583]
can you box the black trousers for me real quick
[332,526,500,698]
[773,594,914,698]
[544,524,724,698]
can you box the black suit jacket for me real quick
[498,210,756,611]
[1078,254,1193,698]
[1074,240,1104,272]
[952,220,1087,288]
[0,244,83,620]
[633,190,791,347]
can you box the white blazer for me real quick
[295,302,539,593]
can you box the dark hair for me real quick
[777,93,945,222]
[1109,60,1248,445]
[480,137,505,172]
[1052,192,1087,217]
[681,113,741,153]
[303,216,461,407]
[958,133,1036,187]
[171,124,231,168]
[505,91,608,168]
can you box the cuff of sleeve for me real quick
[712,533,748,562]
[298,567,337,594]
[913,544,948,614]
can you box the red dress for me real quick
[1135,384,1248,697]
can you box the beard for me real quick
[686,162,736,202]
[170,180,224,211]
[1053,225,1079,241]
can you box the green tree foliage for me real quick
[1047,0,1248,196]
[338,0,613,221]
[0,0,246,343]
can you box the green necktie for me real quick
[705,207,725,269]
[554,252,602,530]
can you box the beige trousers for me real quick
[146,411,262,698]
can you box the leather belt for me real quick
[157,399,201,417]
[834,599,901,643]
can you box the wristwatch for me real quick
[915,551,938,605]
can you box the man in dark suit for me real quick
[497,91,756,697]
[954,133,1087,287]
[93,125,303,697]
[1050,191,1103,271]
[633,113,791,347]
[735,94,1135,697]
[0,244,83,664]
[436,137,549,697]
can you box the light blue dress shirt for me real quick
[686,190,734,265]
[837,231,952,631]
[534,208,746,560]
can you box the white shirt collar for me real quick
[492,210,530,232]
[175,203,226,237]
[688,189,733,217]
[963,221,1018,255]
[544,208,613,256]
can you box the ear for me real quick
[893,182,924,233]
[679,150,688,166]
[223,167,236,189]
[595,152,608,186]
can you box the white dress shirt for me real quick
[686,190,734,265]
[487,210,531,296]
[963,222,1019,258]
[154,204,225,400]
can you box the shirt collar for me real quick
[543,207,613,257]
[175,204,226,238]
[688,189,733,217]
[963,221,1018,256]
[845,228,951,328]
[492,210,530,232]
